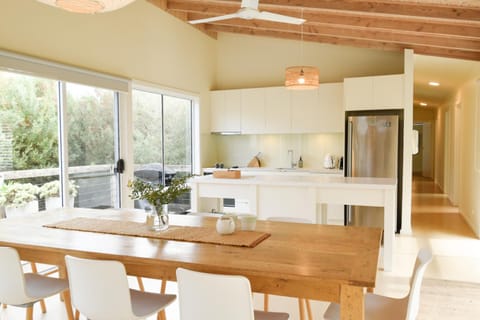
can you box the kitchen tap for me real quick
[288,149,296,168]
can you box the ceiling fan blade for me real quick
[189,13,240,24]
[257,11,305,25]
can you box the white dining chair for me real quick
[323,247,433,320]
[65,255,176,320]
[0,247,69,320]
[266,216,313,320]
[176,268,289,320]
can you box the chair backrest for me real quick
[0,247,30,305]
[65,255,136,320]
[266,217,313,224]
[405,248,433,320]
[176,268,255,320]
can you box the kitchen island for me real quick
[189,174,397,271]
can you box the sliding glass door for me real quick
[65,83,120,209]
[132,89,193,213]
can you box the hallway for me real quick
[411,176,476,239]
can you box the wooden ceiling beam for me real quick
[180,10,480,39]
[168,0,480,21]
[161,1,480,61]
[183,12,480,52]
[250,0,480,21]
[206,24,480,61]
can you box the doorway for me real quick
[413,122,434,179]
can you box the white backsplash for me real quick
[213,133,344,169]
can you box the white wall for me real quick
[442,77,480,237]
[215,33,404,89]
[458,80,480,236]
[0,0,218,169]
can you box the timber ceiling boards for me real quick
[147,0,480,61]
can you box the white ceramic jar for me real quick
[216,215,235,235]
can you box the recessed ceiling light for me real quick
[428,81,440,86]
[420,102,428,106]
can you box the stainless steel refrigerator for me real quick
[345,110,403,233]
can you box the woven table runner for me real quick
[44,217,270,248]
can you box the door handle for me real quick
[114,159,125,174]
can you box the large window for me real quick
[0,51,198,217]
[132,89,193,214]
[0,70,123,217]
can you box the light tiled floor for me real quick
[1,177,479,320]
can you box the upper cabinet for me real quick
[264,87,291,134]
[210,83,344,134]
[317,83,344,133]
[344,74,404,110]
[241,88,265,134]
[210,90,241,133]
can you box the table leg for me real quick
[58,266,74,320]
[62,290,74,320]
[340,284,364,320]
[383,189,396,272]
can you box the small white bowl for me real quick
[238,214,257,231]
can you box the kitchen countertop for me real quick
[202,167,343,175]
[191,174,396,189]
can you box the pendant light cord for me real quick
[300,8,304,70]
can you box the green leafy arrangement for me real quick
[127,175,191,208]
[0,183,39,208]
[39,180,78,198]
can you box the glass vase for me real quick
[146,204,169,231]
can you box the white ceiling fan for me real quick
[189,0,305,25]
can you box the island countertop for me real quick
[189,173,397,272]
[190,173,396,189]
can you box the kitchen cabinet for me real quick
[344,74,404,110]
[290,88,320,133]
[291,83,344,133]
[317,83,344,133]
[211,82,344,134]
[241,88,265,134]
[264,87,291,134]
[210,90,241,133]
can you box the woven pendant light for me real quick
[36,0,136,14]
[285,66,319,89]
[285,8,319,90]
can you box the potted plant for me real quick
[128,175,191,231]
[0,182,39,217]
[39,180,78,209]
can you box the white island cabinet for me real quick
[189,174,397,271]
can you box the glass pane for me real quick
[0,71,59,217]
[66,82,117,209]
[164,95,192,214]
[132,90,193,214]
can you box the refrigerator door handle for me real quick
[345,120,353,226]
[346,120,353,177]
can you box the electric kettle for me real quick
[323,154,335,169]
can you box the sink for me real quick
[276,167,298,172]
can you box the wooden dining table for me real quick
[0,208,382,320]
